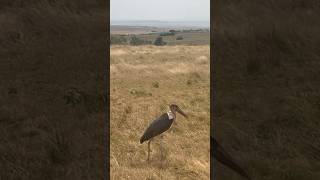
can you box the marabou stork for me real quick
[140,104,188,161]
[211,136,251,180]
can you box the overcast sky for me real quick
[111,0,210,22]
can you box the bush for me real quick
[110,35,127,45]
[169,29,176,35]
[129,36,146,46]
[128,36,152,46]
[154,36,166,46]
[176,35,183,40]
[152,81,159,88]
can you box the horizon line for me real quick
[111,19,210,22]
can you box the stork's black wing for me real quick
[211,137,251,180]
[140,113,174,143]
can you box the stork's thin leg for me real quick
[147,139,152,162]
[160,139,165,168]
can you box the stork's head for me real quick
[169,104,188,118]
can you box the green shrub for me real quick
[169,29,176,35]
[154,36,166,46]
[129,36,146,46]
[129,89,152,97]
[176,35,183,40]
[152,81,159,88]
[110,35,127,45]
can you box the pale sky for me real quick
[111,0,210,22]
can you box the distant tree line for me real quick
[160,30,176,36]
[111,28,200,46]
[110,35,152,45]
[111,34,179,46]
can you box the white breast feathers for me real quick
[167,111,175,120]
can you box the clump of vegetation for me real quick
[169,29,176,35]
[63,88,82,107]
[152,81,159,88]
[176,35,183,40]
[118,105,132,128]
[154,36,166,46]
[129,35,152,46]
[186,72,201,85]
[111,35,127,45]
[129,36,145,46]
[129,89,152,97]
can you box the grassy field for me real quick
[213,0,320,179]
[110,45,210,179]
[0,1,106,179]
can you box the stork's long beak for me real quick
[177,108,188,119]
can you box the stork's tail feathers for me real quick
[215,149,251,180]
[212,137,251,180]
[140,135,146,144]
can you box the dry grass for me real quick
[110,45,210,179]
[0,1,106,179]
[213,0,320,179]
